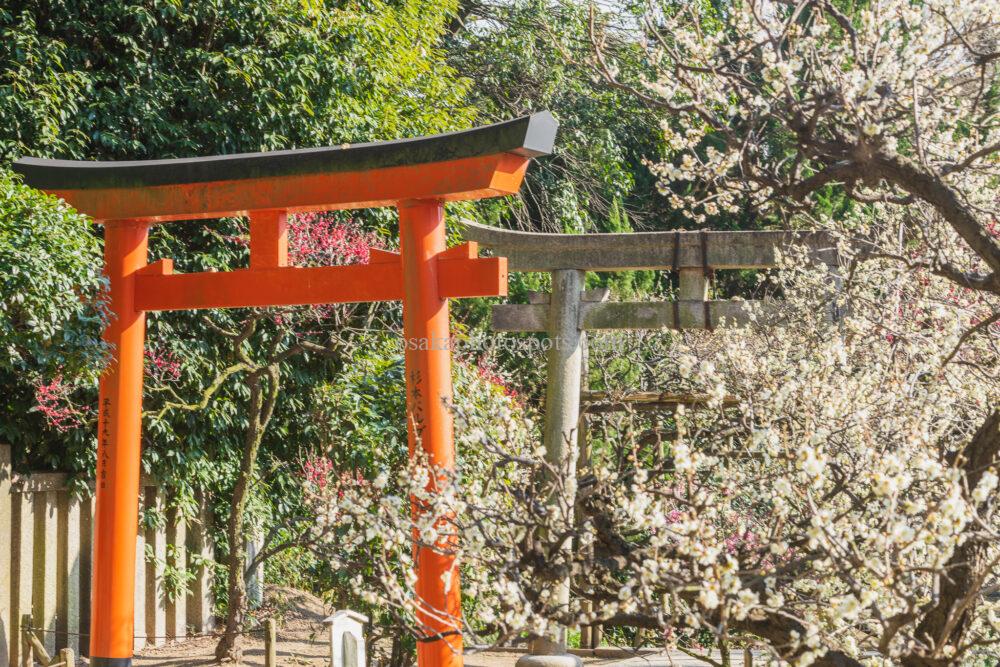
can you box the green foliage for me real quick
[309,334,408,472]
[264,544,323,594]
[450,0,664,235]
[0,0,475,484]
[0,169,106,468]
[0,0,798,639]
[308,333,532,475]
[299,331,534,662]
[0,6,489,643]
[587,197,658,297]
[0,169,106,377]
[146,542,197,603]
[0,0,474,162]
[442,0,679,406]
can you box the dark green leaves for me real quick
[0,169,107,379]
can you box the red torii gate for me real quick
[13,112,557,667]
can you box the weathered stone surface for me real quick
[515,652,583,667]
[144,487,167,647]
[581,299,770,330]
[493,304,550,332]
[531,271,584,664]
[80,494,94,657]
[186,491,216,634]
[62,493,82,655]
[492,299,779,332]
[324,609,368,667]
[12,491,34,667]
[678,268,709,301]
[2,470,215,660]
[133,498,147,653]
[462,221,837,272]
[166,504,187,640]
[34,491,59,655]
[246,533,265,608]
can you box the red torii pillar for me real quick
[14,112,557,667]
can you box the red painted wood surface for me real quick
[19,115,556,666]
[133,256,506,311]
[48,153,530,223]
[399,201,464,667]
[91,221,150,661]
[249,210,288,269]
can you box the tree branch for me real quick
[941,312,1000,366]
[871,153,1000,275]
[905,410,1000,664]
[150,362,248,420]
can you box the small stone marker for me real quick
[323,609,368,667]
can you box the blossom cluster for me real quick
[293,2,1000,661]
[144,346,182,383]
[474,355,521,402]
[301,241,999,665]
[278,213,382,327]
[32,374,92,432]
[287,213,378,268]
[302,454,336,491]
[630,0,1000,234]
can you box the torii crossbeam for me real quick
[13,112,558,667]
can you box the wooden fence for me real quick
[0,444,216,666]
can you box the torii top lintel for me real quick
[12,112,557,223]
[10,114,557,313]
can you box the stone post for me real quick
[132,491,146,653]
[324,610,368,667]
[265,618,277,667]
[245,532,265,609]
[144,486,167,647]
[12,490,34,667]
[35,489,59,656]
[678,267,709,330]
[59,489,83,654]
[80,491,94,658]
[517,269,584,667]
[576,337,592,651]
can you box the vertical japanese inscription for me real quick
[100,397,112,489]
[399,201,463,667]
[409,368,426,443]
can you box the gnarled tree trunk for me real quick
[215,366,280,662]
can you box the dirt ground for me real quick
[76,586,741,667]
[129,587,331,667]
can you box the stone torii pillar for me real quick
[14,112,558,667]
[529,268,586,667]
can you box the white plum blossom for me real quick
[301,1,1000,663]
[972,470,998,504]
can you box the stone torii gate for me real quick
[13,112,558,667]
[462,220,837,662]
